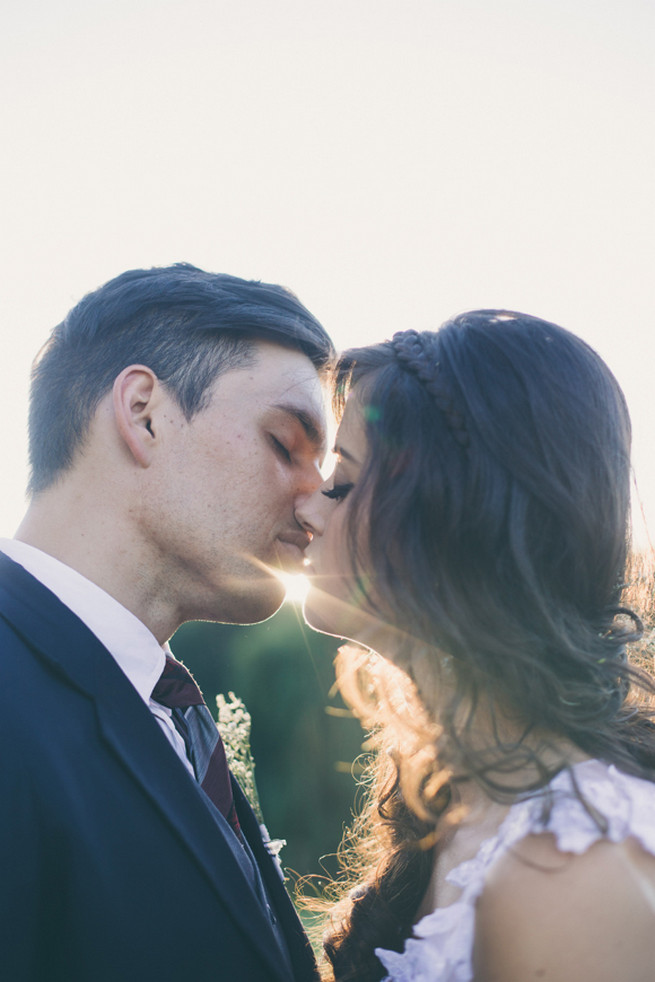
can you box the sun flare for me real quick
[277,572,310,605]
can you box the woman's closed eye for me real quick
[322,482,354,502]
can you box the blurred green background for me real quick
[171,602,364,877]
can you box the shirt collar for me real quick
[0,538,165,704]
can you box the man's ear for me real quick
[112,366,160,467]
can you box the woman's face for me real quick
[296,390,382,643]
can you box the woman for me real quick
[296,311,655,982]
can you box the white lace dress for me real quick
[375,758,655,982]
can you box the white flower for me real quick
[215,691,286,877]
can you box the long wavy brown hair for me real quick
[306,312,655,982]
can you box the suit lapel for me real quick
[0,555,294,982]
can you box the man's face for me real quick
[143,341,327,626]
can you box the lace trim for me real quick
[375,760,655,982]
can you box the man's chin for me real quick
[216,575,287,626]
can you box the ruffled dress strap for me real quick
[375,759,655,982]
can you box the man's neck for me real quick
[16,492,180,644]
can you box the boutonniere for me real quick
[216,692,287,879]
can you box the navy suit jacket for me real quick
[0,553,319,982]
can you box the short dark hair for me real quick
[29,263,334,492]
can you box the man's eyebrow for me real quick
[273,402,326,451]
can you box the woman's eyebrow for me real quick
[333,443,360,465]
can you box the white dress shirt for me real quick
[0,538,194,776]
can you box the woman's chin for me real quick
[301,596,346,639]
[301,586,373,645]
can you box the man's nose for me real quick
[296,457,324,496]
[294,484,327,537]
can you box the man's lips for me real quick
[275,530,312,569]
[277,529,311,551]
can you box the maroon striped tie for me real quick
[152,655,241,838]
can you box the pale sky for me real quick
[1,0,654,542]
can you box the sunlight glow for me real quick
[1,1,653,542]
[278,572,310,605]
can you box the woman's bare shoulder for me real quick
[472,832,655,982]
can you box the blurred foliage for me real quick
[171,602,364,876]
[624,549,655,674]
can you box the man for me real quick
[0,264,334,981]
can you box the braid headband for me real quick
[390,330,469,448]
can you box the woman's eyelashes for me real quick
[322,482,354,502]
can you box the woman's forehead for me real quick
[334,390,369,464]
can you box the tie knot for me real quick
[152,654,205,710]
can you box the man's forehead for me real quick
[254,346,327,438]
[210,343,328,448]
[243,342,323,392]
